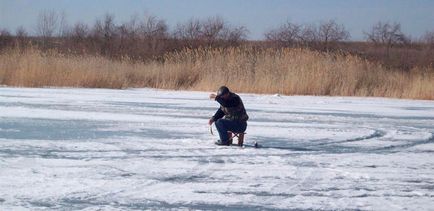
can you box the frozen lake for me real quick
[1,87,433,210]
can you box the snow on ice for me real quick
[0,87,433,210]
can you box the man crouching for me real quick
[208,86,249,146]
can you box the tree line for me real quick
[0,11,250,60]
[0,10,433,67]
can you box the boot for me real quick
[215,140,230,146]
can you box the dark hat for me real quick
[217,86,230,97]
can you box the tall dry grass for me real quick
[0,47,433,100]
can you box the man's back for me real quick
[216,93,249,122]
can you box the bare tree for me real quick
[202,16,225,43]
[137,15,168,56]
[118,23,131,39]
[0,28,11,37]
[0,28,12,48]
[15,26,27,37]
[122,14,141,38]
[91,14,117,56]
[422,30,434,46]
[93,14,117,39]
[14,26,28,47]
[116,15,142,56]
[36,10,58,38]
[71,22,89,40]
[299,24,319,45]
[265,21,302,47]
[174,18,202,40]
[265,20,348,49]
[174,17,247,46]
[0,28,11,38]
[317,20,350,50]
[220,25,248,45]
[58,11,70,37]
[365,22,408,45]
[139,15,168,39]
[365,21,409,56]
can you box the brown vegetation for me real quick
[1,47,432,100]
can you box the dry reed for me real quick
[0,47,433,100]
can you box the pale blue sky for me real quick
[1,0,433,40]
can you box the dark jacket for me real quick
[212,92,249,122]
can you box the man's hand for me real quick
[209,93,217,100]
[208,118,214,125]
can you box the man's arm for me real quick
[208,107,224,125]
[212,107,225,121]
[208,93,225,125]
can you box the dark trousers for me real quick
[215,119,247,144]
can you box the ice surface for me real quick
[0,87,433,210]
